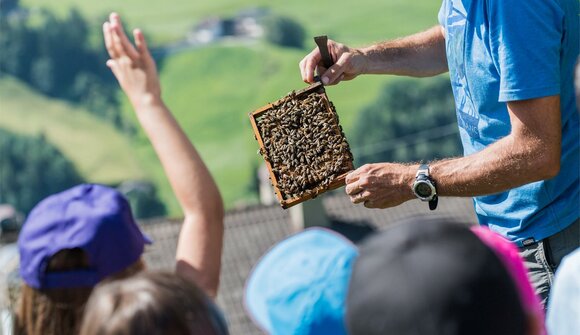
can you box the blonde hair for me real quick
[80,271,220,335]
[14,248,144,335]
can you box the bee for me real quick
[255,90,354,202]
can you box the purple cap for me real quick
[18,184,152,289]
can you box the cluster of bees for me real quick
[256,91,353,200]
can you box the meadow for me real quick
[5,0,442,215]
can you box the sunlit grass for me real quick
[0,77,146,184]
[10,0,441,214]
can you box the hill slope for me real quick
[21,0,441,44]
[11,1,443,214]
[0,77,146,184]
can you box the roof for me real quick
[0,206,17,222]
[139,192,477,334]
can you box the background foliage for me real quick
[0,128,84,215]
[1,0,449,216]
[0,6,127,129]
[352,77,462,165]
[263,15,305,49]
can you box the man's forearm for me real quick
[431,96,561,197]
[431,136,560,198]
[360,26,448,77]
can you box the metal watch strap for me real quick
[417,164,429,177]
[418,164,438,210]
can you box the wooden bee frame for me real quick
[249,82,354,209]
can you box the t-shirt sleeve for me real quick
[438,0,447,28]
[488,0,564,102]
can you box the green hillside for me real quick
[0,77,146,184]
[20,0,441,44]
[121,46,415,214]
[9,1,443,215]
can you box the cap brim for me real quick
[143,233,153,244]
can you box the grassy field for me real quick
[21,0,441,43]
[10,1,442,215]
[0,77,146,183]
[138,44,393,213]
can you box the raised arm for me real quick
[103,13,224,298]
[299,25,448,85]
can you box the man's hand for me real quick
[103,13,161,109]
[299,27,448,85]
[345,163,416,208]
[299,39,367,85]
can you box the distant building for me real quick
[235,7,268,39]
[187,7,269,44]
[188,16,224,44]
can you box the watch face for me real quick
[415,182,433,198]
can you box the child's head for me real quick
[244,228,358,335]
[15,184,150,335]
[80,271,228,335]
[346,218,529,335]
[244,219,533,335]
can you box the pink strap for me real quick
[471,226,545,335]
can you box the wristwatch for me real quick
[412,164,438,210]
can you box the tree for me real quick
[0,0,19,14]
[0,128,84,215]
[0,16,37,80]
[30,56,55,94]
[263,15,305,49]
[351,76,462,165]
[117,181,167,219]
[0,7,124,128]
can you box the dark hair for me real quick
[346,218,528,335]
[80,271,224,335]
[14,248,144,335]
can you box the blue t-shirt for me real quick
[547,247,580,335]
[438,0,579,245]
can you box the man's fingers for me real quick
[109,13,140,61]
[103,22,119,59]
[345,169,361,184]
[349,193,361,204]
[363,200,377,208]
[300,48,321,84]
[299,58,308,83]
[315,65,328,78]
[322,57,347,85]
[345,182,362,196]
[350,191,370,204]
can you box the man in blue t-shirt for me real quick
[299,0,579,306]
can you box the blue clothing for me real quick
[438,0,579,245]
[547,247,580,335]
